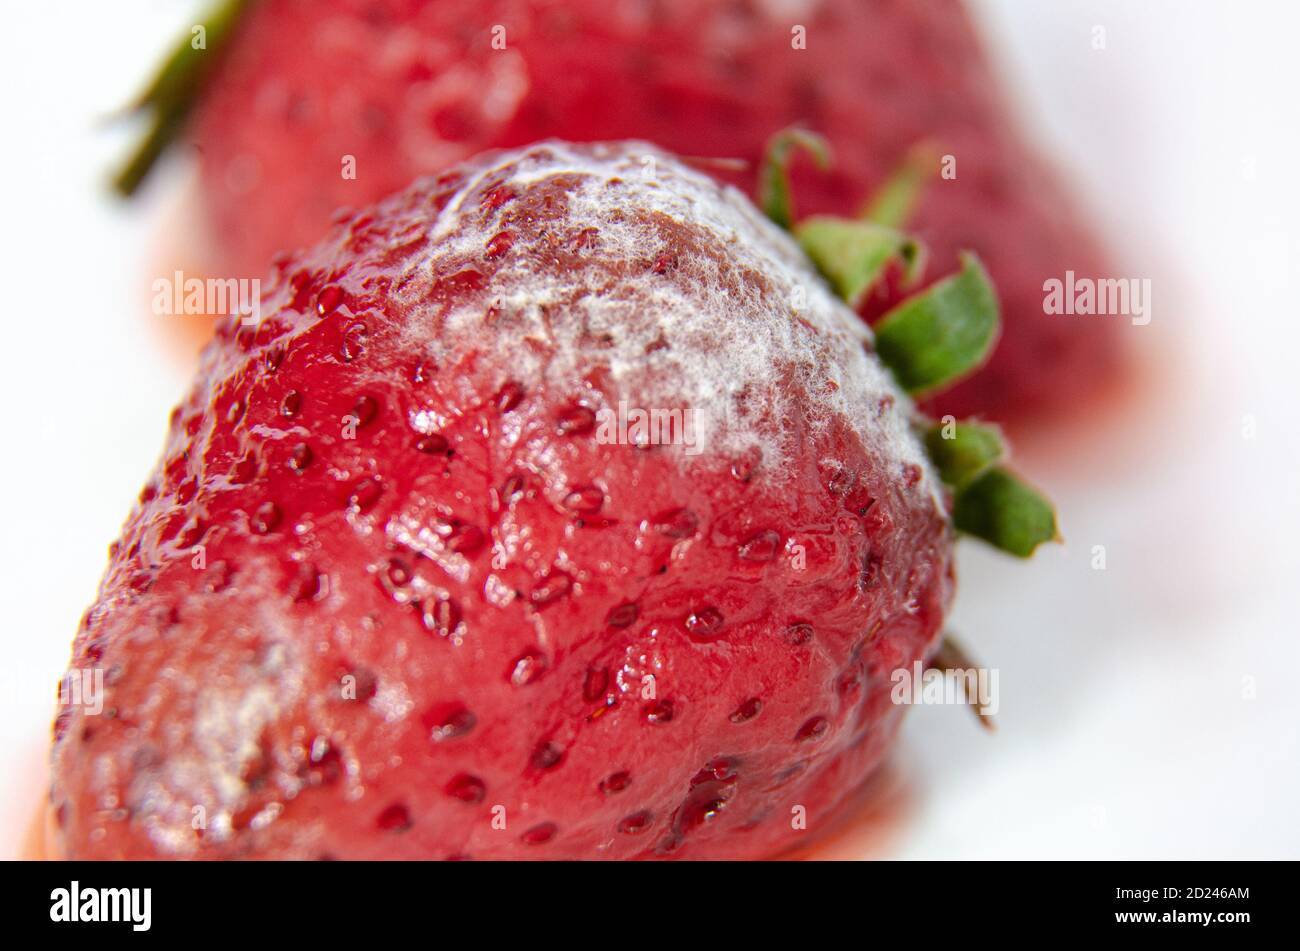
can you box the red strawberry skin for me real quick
[188,0,1118,424]
[53,142,953,859]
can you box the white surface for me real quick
[0,1,1296,859]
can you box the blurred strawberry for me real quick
[121,0,1121,425]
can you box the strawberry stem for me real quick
[113,101,190,197]
[112,0,250,196]
[928,635,996,731]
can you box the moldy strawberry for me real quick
[58,140,1052,859]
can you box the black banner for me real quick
[0,860,1279,937]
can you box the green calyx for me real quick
[923,419,1004,488]
[112,0,250,196]
[794,217,923,309]
[759,128,1058,559]
[874,252,998,397]
[923,420,1057,557]
[952,468,1059,558]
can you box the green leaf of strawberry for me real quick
[757,128,1054,561]
[794,217,923,308]
[952,467,1058,558]
[759,131,995,397]
[873,252,999,397]
[859,139,942,228]
[923,419,1004,489]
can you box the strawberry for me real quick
[121,0,1120,425]
[58,141,1051,859]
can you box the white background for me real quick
[0,1,1296,859]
